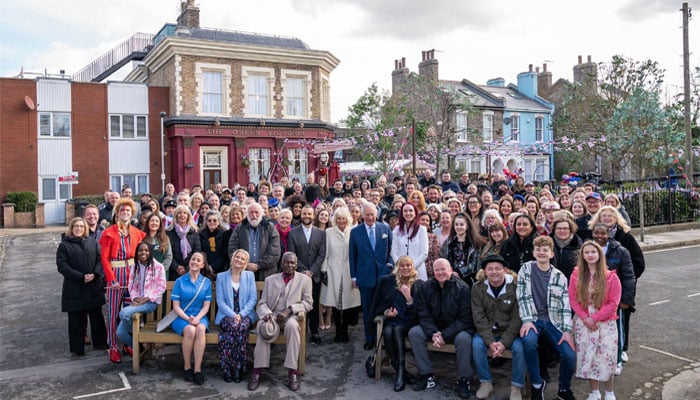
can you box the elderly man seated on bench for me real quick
[248,252,313,392]
[408,258,476,399]
[471,254,525,400]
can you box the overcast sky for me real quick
[1,0,698,122]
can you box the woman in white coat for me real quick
[319,207,361,343]
[391,202,429,281]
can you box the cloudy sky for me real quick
[1,0,697,122]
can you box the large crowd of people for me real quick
[56,169,644,400]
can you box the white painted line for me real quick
[73,372,131,399]
[639,345,696,363]
[686,292,700,298]
[644,244,700,254]
[648,300,671,306]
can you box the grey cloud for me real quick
[617,0,699,21]
[292,0,501,39]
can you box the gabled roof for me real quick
[487,84,552,113]
[440,79,505,110]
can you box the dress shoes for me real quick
[287,373,300,391]
[109,348,122,364]
[363,341,374,351]
[247,372,260,391]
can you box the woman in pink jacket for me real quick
[116,242,167,356]
[569,240,621,400]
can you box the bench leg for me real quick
[132,344,140,374]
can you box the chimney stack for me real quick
[418,49,439,84]
[392,56,410,95]
[177,0,200,29]
[573,54,598,93]
[538,63,552,97]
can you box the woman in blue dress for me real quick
[171,251,212,386]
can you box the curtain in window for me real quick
[203,72,223,113]
[286,78,304,116]
[248,75,267,115]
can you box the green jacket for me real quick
[471,271,520,348]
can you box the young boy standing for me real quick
[517,236,577,400]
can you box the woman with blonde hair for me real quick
[569,241,621,400]
[371,255,420,391]
[604,194,632,227]
[320,207,361,343]
[408,190,427,212]
[166,204,201,280]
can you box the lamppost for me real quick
[160,111,166,194]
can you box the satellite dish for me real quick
[503,117,512,125]
[24,96,35,110]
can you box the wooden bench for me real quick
[373,315,513,380]
[131,281,307,374]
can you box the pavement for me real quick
[0,222,698,400]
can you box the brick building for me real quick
[124,0,340,190]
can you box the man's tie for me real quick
[369,226,375,250]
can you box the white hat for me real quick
[256,318,280,343]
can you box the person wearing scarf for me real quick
[99,198,146,364]
[166,204,201,280]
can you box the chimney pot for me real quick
[402,57,406,68]
[529,64,533,72]
[394,60,398,69]
[535,67,540,73]
[578,55,582,64]
[422,51,426,61]
[587,55,592,63]
[543,63,547,72]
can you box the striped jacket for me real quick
[516,260,572,333]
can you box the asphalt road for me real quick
[0,233,697,400]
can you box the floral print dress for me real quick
[573,276,618,381]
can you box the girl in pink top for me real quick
[569,240,621,400]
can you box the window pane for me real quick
[203,71,223,113]
[483,114,493,142]
[123,175,136,192]
[286,78,304,116]
[39,113,51,136]
[137,175,148,194]
[123,115,135,138]
[110,115,121,137]
[59,183,71,200]
[53,113,71,137]
[110,176,121,193]
[42,178,56,200]
[248,75,267,115]
[136,116,147,138]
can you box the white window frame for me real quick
[38,112,71,138]
[40,177,72,201]
[470,159,482,174]
[281,69,312,119]
[109,114,148,139]
[510,114,520,142]
[242,66,274,118]
[321,75,330,121]
[110,174,149,194]
[535,115,544,142]
[482,111,493,143]
[455,111,468,143]
[200,146,229,188]
[524,160,532,180]
[248,148,271,184]
[287,148,308,183]
[195,62,231,116]
[535,159,546,181]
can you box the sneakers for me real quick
[475,382,493,399]
[510,385,523,400]
[456,377,472,399]
[531,381,546,400]
[413,374,435,391]
[605,392,617,400]
[615,362,623,376]
[621,351,629,362]
[585,393,601,400]
[557,388,576,400]
[109,348,122,364]
[193,372,206,386]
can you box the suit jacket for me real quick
[349,222,393,288]
[215,270,258,325]
[287,225,327,283]
[256,271,313,318]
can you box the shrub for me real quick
[5,192,37,212]
[72,194,104,206]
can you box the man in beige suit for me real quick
[249,252,313,392]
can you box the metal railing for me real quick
[72,33,154,82]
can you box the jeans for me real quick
[116,301,158,347]
[472,333,526,387]
[521,320,576,390]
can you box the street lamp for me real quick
[160,111,167,195]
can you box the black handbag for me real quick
[365,354,376,378]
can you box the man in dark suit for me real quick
[287,205,327,345]
[349,202,393,350]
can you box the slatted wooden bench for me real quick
[131,280,307,374]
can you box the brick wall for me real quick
[0,78,38,202]
[71,82,109,197]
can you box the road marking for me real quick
[73,372,131,399]
[639,345,696,363]
[648,300,671,306]
[644,244,700,254]
[687,292,700,298]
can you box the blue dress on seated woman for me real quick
[171,273,213,335]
